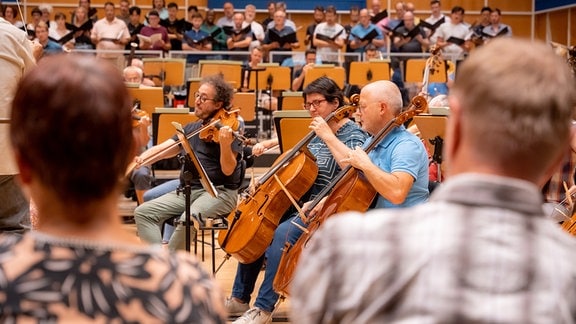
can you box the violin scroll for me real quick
[199,109,241,143]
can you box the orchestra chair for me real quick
[405,58,447,83]
[142,58,186,87]
[232,92,256,122]
[199,60,243,89]
[348,61,391,87]
[279,91,304,110]
[152,108,198,145]
[128,86,164,116]
[273,110,312,153]
[303,65,346,89]
[186,78,202,108]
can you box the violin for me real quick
[217,96,360,264]
[273,95,428,298]
[199,108,242,143]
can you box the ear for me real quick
[445,96,462,170]
[14,151,32,185]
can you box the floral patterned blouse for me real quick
[0,232,227,323]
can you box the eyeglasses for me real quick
[194,92,216,103]
[303,99,327,110]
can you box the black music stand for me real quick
[249,66,291,139]
[176,166,194,252]
[246,66,267,138]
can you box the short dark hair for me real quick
[167,2,178,9]
[451,6,464,15]
[305,49,316,57]
[201,74,234,110]
[11,55,134,206]
[191,12,203,20]
[430,0,440,5]
[314,5,324,12]
[148,9,159,17]
[187,5,198,12]
[493,8,501,15]
[480,6,492,14]
[325,5,337,15]
[129,6,141,15]
[303,77,344,108]
[31,7,42,15]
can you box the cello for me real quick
[218,98,359,264]
[273,95,428,297]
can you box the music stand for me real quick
[273,110,312,153]
[244,65,267,137]
[249,66,291,139]
[412,114,447,181]
[303,65,346,89]
[348,61,391,87]
[142,58,186,87]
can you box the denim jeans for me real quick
[231,214,307,312]
[0,175,30,236]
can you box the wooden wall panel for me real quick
[487,0,532,12]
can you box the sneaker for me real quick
[225,297,250,316]
[233,307,272,324]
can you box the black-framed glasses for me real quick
[303,99,327,110]
[194,92,216,103]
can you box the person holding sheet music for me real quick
[91,2,130,70]
[423,0,450,44]
[48,12,73,50]
[139,10,170,51]
[125,6,143,50]
[393,11,429,53]
[225,12,253,61]
[71,6,94,49]
[35,22,63,58]
[262,10,298,65]
[182,12,211,76]
[349,9,385,55]
[245,4,265,50]
[313,5,346,65]
[265,2,297,31]
[202,9,227,56]
[434,6,472,60]
[26,7,42,40]
[160,2,189,51]
[470,6,491,47]
[305,6,324,49]
[482,8,512,40]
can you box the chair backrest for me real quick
[128,87,164,116]
[405,58,447,83]
[199,60,243,89]
[303,66,346,89]
[348,61,391,87]
[154,111,199,145]
[187,78,202,108]
[142,58,186,87]
[280,91,304,110]
[273,110,311,153]
[232,92,256,122]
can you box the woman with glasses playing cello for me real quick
[133,74,245,251]
[225,77,368,323]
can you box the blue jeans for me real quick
[143,179,180,202]
[231,214,307,312]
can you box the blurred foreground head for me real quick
[10,55,134,204]
[447,38,576,183]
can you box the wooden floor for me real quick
[119,162,292,322]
